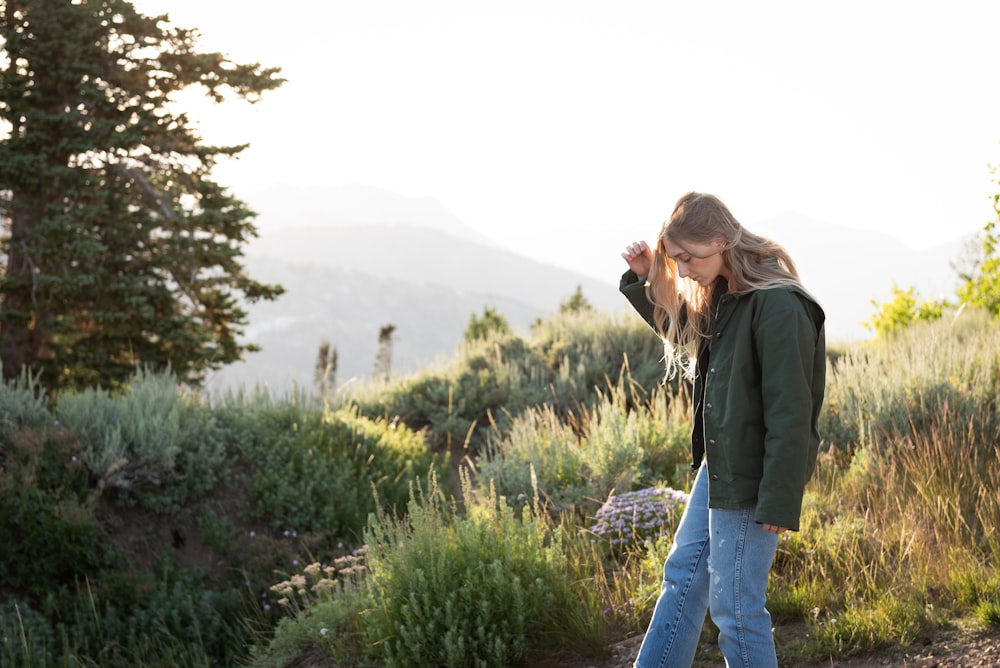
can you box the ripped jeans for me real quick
[633,463,780,668]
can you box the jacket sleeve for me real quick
[619,270,657,331]
[752,289,825,531]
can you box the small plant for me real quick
[588,486,689,552]
[268,548,367,618]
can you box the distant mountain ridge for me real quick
[754,211,965,341]
[209,184,976,394]
[210,185,627,393]
[247,183,494,245]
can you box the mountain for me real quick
[245,183,494,245]
[208,185,626,394]
[753,212,967,342]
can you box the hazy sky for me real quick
[136,0,1000,278]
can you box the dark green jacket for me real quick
[620,271,826,531]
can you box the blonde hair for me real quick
[646,192,803,379]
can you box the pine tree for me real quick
[374,324,396,383]
[0,0,285,392]
[559,284,593,314]
[315,340,338,398]
[464,306,510,343]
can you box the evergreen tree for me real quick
[374,324,396,382]
[464,306,510,342]
[0,0,285,392]
[315,339,338,398]
[559,284,593,314]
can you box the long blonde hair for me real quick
[646,192,803,379]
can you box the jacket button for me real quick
[706,403,712,409]
[715,332,722,338]
[708,439,716,446]
[711,474,719,481]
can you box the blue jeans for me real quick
[634,463,780,668]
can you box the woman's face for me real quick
[661,237,730,286]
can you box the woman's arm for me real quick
[619,240,659,329]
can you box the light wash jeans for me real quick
[633,463,780,668]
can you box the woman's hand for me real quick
[762,524,788,535]
[622,240,653,279]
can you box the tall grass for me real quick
[771,310,1000,659]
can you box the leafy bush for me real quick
[477,383,691,512]
[55,368,227,511]
[0,428,102,597]
[0,369,51,449]
[1,563,252,667]
[362,475,591,668]
[820,308,999,454]
[0,598,56,667]
[956,200,1000,317]
[238,403,440,539]
[352,310,667,456]
[865,283,948,339]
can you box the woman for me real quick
[620,192,826,668]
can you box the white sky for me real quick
[136,0,1000,277]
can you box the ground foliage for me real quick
[1,305,997,666]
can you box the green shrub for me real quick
[351,310,667,456]
[0,369,51,450]
[477,404,589,508]
[865,283,948,339]
[477,382,691,512]
[55,368,227,512]
[0,598,56,667]
[819,309,999,453]
[362,475,593,667]
[0,428,102,597]
[239,404,440,539]
[0,563,253,667]
[581,384,690,495]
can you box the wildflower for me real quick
[589,486,690,550]
[320,628,329,636]
[313,579,337,592]
[249,531,256,538]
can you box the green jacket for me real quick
[620,271,826,531]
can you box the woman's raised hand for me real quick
[621,240,653,278]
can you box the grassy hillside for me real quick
[1,307,998,667]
